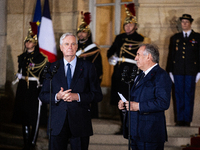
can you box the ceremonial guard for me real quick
[107,3,150,134]
[76,11,103,118]
[12,22,48,149]
[167,14,200,126]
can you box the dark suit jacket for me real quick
[123,65,172,143]
[39,58,103,137]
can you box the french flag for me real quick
[39,0,57,63]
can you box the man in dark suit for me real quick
[118,44,172,150]
[107,3,150,134]
[39,32,103,150]
[167,14,200,126]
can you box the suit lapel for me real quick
[70,58,83,89]
[56,59,68,90]
[135,65,159,89]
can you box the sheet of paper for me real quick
[118,92,127,102]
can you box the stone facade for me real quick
[1,0,200,126]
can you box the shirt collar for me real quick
[63,56,77,67]
[144,63,158,76]
[183,30,192,37]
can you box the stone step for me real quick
[0,123,48,138]
[92,119,199,137]
[0,145,22,150]
[0,132,23,147]
[0,123,22,136]
[89,144,183,150]
[0,119,198,150]
[0,132,49,150]
[1,120,198,138]
[167,126,199,137]
[90,134,190,147]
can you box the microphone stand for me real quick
[42,64,59,150]
[123,80,133,150]
[122,67,138,150]
[42,74,53,150]
[48,77,51,150]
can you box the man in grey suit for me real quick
[39,33,102,150]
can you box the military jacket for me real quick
[107,31,144,73]
[168,30,200,76]
[18,48,48,82]
[78,38,103,82]
[107,31,145,105]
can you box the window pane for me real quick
[121,0,133,2]
[96,0,115,4]
[95,6,115,86]
[120,4,126,33]
[100,48,113,86]
[96,6,115,45]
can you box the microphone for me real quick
[121,66,129,81]
[51,62,60,78]
[42,62,51,79]
[130,65,138,82]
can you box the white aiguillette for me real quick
[118,92,127,102]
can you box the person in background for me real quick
[39,33,102,150]
[118,44,172,150]
[12,22,48,150]
[167,14,200,126]
[107,3,150,134]
[76,11,103,118]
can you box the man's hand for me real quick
[125,101,139,111]
[56,87,79,102]
[118,100,125,110]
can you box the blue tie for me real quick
[67,63,71,89]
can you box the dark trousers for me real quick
[50,116,71,150]
[174,75,196,122]
[50,115,90,150]
[70,136,90,150]
[131,140,164,150]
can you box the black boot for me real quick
[22,125,31,150]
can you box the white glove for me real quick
[12,73,22,85]
[169,72,174,83]
[196,72,200,83]
[16,73,22,79]
[108,55,118,66]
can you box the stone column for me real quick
[0,0,7,92]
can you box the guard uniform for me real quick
[12,47,48,125]
[78,37,103,83]
[168,29,200,124]
[107,32,144,105]
[12,22,48,149]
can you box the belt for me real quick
[21,76,39,81]
[21,76,40,88]
[12,75,41,88]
